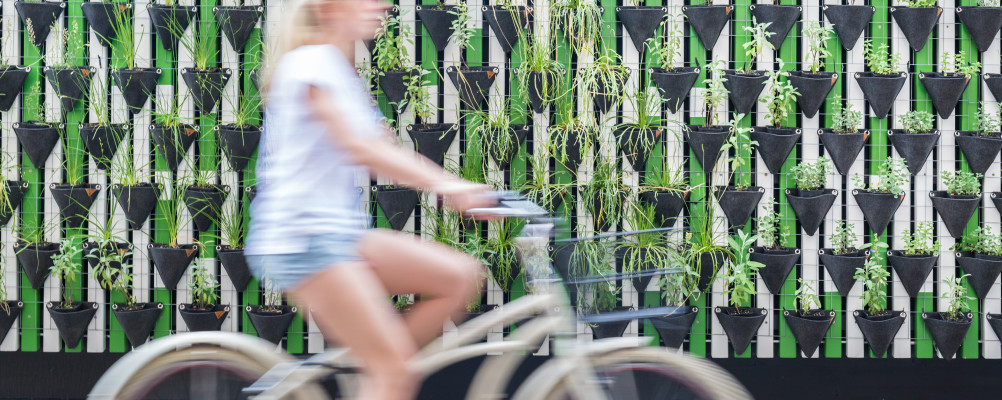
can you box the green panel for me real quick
[865,0,890,360]
[63,0,87,353]
[731,0,753,359]
[914,292,934,358]
[775,0,798,358]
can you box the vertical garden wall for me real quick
[1,0,1002,362]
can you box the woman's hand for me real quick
[434,180,496,217]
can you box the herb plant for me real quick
[760,60,799,128]
[853,158,910,195]
[718,118,757,190]
[795,278,822,315]
[399,70,436,122]
[979,0,1001,6]
[862,40,901,75]
[50,238,82,309]
[830,96,862,133]
[939,51,981,77]
[741,18,775,73]
[941,170,982,196]
[854,246,890,315]
[899,110,934,133]
[757,197,789,250]
[701,58,729,127]
[720,231,765,311]
[943,274,972,321]
[906,0,937,7]
[373,11,413,73]
[659,235,698,306]
[976,102,1001,136]
[790,156,832,191]
[831,221,858,255]
[901,221,940,256]
[647,17,683,70]
[803,21,834,74]
[954,226,1002,256]
[188,260,219,310]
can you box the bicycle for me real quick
[88,192,752,400]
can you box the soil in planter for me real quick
[0,180,27,226]
[112,302,163,348]
[714,186,764,227]
[888,130,939,175]
[217,124,262,171]
[178,304,230,332]
[47,301,98,348]
[149,243,199,290]
[819,248,866,296]
[715,307,767,354]
[956,6,1002,53]
[447,66,497,110]
[823,5,874,51]
[181,67,231,113]
[617,6,668,52]
[151,124,199,172]
[749,4,800,50]
[788,72,837,118]
[682,5,732,50]
[955,131,1002,175]
[50,183,100,229]
[751,126,801,174]
[218,245,253,292]
[886,250,938,298]
[852,190,904,236]
[45,66,93,113]
[783,309,835,358]
[649,306,698,348]
[638,190,688,228]
[956,252,1002,300]
[111,68,161,113]
[375,185,419,231]
[80,124,126,170]
[890,6,942,52]
[148,4,196,52]
[919,72,970,119]
[722,70,767,115]
[853,309,906,358]
[416,5,458,52]
[214,6,263,53]
[686,125,730,174]
[112,183,159,230]
[247,305,298,344]
[0,301,23,344]
[854,72,907,119]
[785,189,838,236]
[184,185,229,232]
[929,191,980,239]
[0,66,30,111]
[15,242,58,290]
[751,247,800,295]
[15,1,65,48]
[649,67,700,114]
[922,312,972,360]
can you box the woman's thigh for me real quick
[357,229,482,296]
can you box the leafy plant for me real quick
[701,58,729,127]
[720,231,765,311]
[449,2,476,55]
[760,60,799,128]
[954,226,1002,256]
[188,260,219,310]
[899,110,934,134]
[830,96,862,134]
[901,221,940,256]
[644,149,689,192]
[373,10,413,73]
[906,0,937,7]
[831,221,858,255]
[854,243,891,315]
[852,158,910,195]
[790,156,832,191]
[582,158,628,231]
[939,51,981,77]
[718,117,757,190]
[943,274,972,321]
[795,278,822,315]
[979,0,1000,6]
[659,234,698,306]
[803,21,834,74]
[942,170,982,196]
[862,39,902,75]
[976,102,1001,136]
[398,70,435,123]
[647,17,684,70]
[757,197,789,250]
[741,18,775,73]
[50,238,82,309]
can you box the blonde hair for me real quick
[261,0,332,97]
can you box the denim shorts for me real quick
[246,232,363,290]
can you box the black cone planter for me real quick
[615,127,659,171]
[617,6,668,52]
[485,247,522,293]
[788,72,837,118]
[987,314,1002,341]
[179,304,230,332]
[214,6,263,53]
[82,2,131,47]
[922,312,973,360]
[587,190,625,232]
[184,185,228,232]
[112,302,162,348]
[956,252,1002,300]
[83,241,131,274]
[447,66,497,110]
[47,302,98,348]
[888,130,939,175]
[823,5,874,51]
[956,131,1002,174]
[247,186,257,202]
[853,190,904,236]
[112,183,158,230]
[854,310,906,358]
[151,124,198,172]
[891,6,942,52]
[715,307,767,354]
[416,5,458,52]
[408,124,457,166]
[615,247,659,295]
[0,180,27,227]
[887,250,938,298]
[378,69,414,106]
[957,7,1002,53]
[683,5,732,50]
[50,183,100,229]
[638,190,688,227]
[15,1,65,48]
[696,251,727,292]
[590,307,633,340]
[650,307,698,348]
[992,192,1002,217]
[218,246,252,291]
[593,70,630,114]
[216,124,261,171]
[487,127,528,171]
[930,191,980,238]
[149,244,198,291]
[551,130,586,173]
[375,185,419,231]
[148,4,196,52]
[686,125,730,174]
[45,66,93,113]
[483,5,529,54]
[80,124,126,170]
[751,247,800,295]
[714,186,764,227]
[526,71,557,114]
[13,122,60,169]
[819,249,866,296]
[750,4,800,49]
[0,301,23,344]
[786,189,838,236]
[0,66,30,111]
[722,70,767,115]
[783,309,835,358]
[247,305,298,344]
[855,72,907,119]
[111,68,161,113]
[751,126,801,174]
[987,73,1002,102]
[649,67,700,114]
[15,242,58,290]
[919,72,970,119]
[181,68,231,113]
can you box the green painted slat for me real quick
[914,292,934,358]
[63,0,88,353]
[732,0,753,359]
[242,27,263,341]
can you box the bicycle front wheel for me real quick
[513,347,752,400]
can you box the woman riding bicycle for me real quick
[248,0,493,399]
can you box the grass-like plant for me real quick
[547,92,596,171]
[551,0,604,52]
[617,202,673,277]
[582,158,629,231]
[468,97,524,170]
[644,149,689,192]
[518,151,571,213]
[154,180,194,248]
[901,221,939,256]
[615,86,667,164]
[177,22,220,71]
[577,51,628,111]
[485,217,522,293]
[659,233,699,306]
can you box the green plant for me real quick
[81,63,111,126]
[50,238,82,309]
[954,226,1002,255]
[518,151,571,213]
[943,274,972,321]
[0,264,8,315]
[617,203,673,276]
[188,260,219,310]
[577,51,627,111]
[485,218,522,293]
[82,212,128,286]
[976,102,1001,136]
[58,126,85,184]
[831,221,858,255]
[616,86,668,162]
[582,158,628,231]
[644,149,689,192]
[760,60,799,128]
[154,181,194,248]
[830,96,863,133]
[262,279,283,313]
[106,3,141,69]
[862,39,901,75]
[450,2,476,55]
[373,11,413,73]
[939,51,981,77]
[741,18,774,73]
[551,0,604,52]
[853,158,910,195]
[515,35,563,109]
[701,58,729,127]
[942,170,982,196]
[790,156,832,191]
[659,233,698,306]
[43,21,84,68]
[0,154,21,219]
[468,97,523,169]
[854,243,891,315]
[901,221,940,256]
[899,110,934,134]
[803,21,834,74]
[647,17,683,70]
[177,23,219,71]
[211,200,246,250]
[222,93,263,128]
[718,116,757,190]
[546,100,596,172]
[420,196,462,248]
[906,0,937,7]
[110,139,154,187]
[720,231,764,311]
[979,0,1000,6]
[399,70,436,123]
[794,278,822,315]
[757,197,790,250]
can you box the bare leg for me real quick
[290,262,418,400]
[358,229,483,346]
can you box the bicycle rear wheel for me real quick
[513,347,751,400]
[113,345,330,400]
